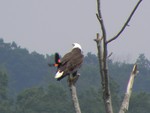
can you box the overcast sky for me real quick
[0,0,149,62]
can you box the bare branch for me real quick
[94,33,103,42]
[94,33,104,83]
[107,0,143,44]
[107,52,113,59]
[96,0,107,39]
[119,64,138,113]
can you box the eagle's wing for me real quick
[57,51,72,73]
[66,50,83,72]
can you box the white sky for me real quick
[0,0,149,62]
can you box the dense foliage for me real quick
[0,39,150,113]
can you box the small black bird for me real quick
[48,53,61,69]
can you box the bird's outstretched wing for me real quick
[48,53,61,68]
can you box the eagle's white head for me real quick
[72,43,82,50]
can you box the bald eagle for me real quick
[55,43,84,81]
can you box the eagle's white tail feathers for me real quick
[55,70,64,79]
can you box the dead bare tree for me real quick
[94,0,142,113]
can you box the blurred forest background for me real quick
[0,38,150,113]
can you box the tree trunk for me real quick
[68,75,81,113]
[70,83,81,113]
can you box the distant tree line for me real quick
[0,39,150,113]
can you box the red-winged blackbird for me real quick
[48,53,61,69]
